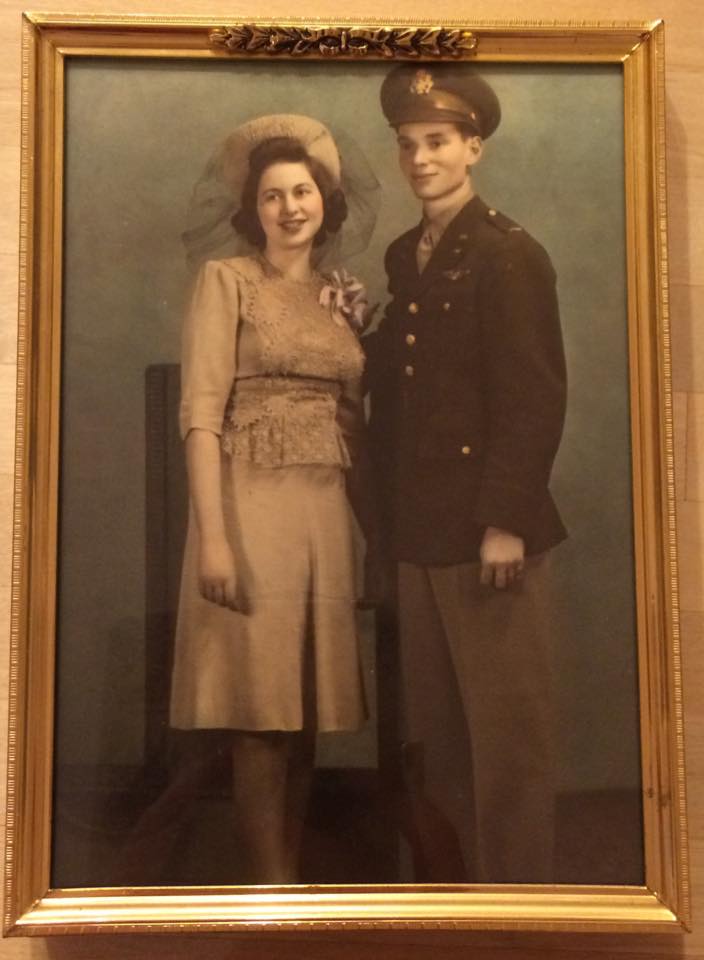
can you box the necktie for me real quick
[416,227,435,274]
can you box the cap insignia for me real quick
[409,69,434,95]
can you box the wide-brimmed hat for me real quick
[219,113,342,199]
[183,113,379,270]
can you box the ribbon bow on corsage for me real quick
[319,269,376,334]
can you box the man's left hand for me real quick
[479,526,525,589]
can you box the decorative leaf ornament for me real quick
[210,25,478,58]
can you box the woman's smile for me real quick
[256,161,324,253]
[279,216,308,232]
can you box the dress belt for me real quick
[232,375,341,399]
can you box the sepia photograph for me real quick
[5,16,686,935]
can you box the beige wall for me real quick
[0,0,701,957]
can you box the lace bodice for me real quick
[179,255,365,468]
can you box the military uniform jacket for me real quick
[365,195,567,565]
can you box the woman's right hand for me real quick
[198,536,240,610]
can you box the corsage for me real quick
[319,269,376,334]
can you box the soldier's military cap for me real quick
[380,64,501,139]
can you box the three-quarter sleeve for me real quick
[179,259,240,440]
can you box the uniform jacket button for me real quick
[408,302,419,314]
[406,333,416,346]
[461,445,471,455]
[442,302,451,311]
[405,365,415,377]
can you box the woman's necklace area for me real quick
[258,251,316,285]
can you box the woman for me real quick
[170,115,377,884]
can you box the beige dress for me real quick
[169,255,367,732]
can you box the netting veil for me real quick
[182,114,381,271]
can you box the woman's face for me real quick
[256,161,325,255]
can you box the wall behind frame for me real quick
[0,1,702,958]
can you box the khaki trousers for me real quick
[397,556,556,883]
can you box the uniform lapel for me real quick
[394,222,424,296]
[415,195,488,297]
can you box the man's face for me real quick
[396,122,482,202]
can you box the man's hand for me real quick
[479,526,525,589]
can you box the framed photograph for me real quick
[5,14,688,935]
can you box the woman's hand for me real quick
[479,526,525,589]
[185,430,244,611]
[198,536,239,610]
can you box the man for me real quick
[366,64,567,883]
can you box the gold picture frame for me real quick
[5,13,688,935]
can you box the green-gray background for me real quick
[58,59,637,794]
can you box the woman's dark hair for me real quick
[232,136,348,249]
